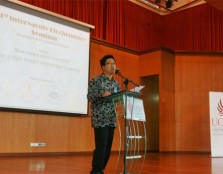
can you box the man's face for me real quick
[102,58,116,76]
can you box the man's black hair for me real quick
[100,55,115,67]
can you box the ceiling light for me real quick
[166,0,172,8]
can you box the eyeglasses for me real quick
[106,62,116,66]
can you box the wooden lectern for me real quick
[105,90,147,174]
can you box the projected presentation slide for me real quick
[0,1,91,115]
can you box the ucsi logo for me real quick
[212,99,223,126]
[212,118,223,126]
[217,99,223,116]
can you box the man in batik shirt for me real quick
[87,55,121,174]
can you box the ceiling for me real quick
[129,0,223,15]
[205,0,223,12]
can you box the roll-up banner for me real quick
[209,92,223,157]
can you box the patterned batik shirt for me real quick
[87,73,121,128]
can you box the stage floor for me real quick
[0,153,222,174]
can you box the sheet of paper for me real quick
[130,85,145,93]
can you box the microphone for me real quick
[115,68,140,88]
[115,68,120,74]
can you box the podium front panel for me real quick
[113,95,146,122]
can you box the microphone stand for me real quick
[116,71,140,90]
[115,70,140,174]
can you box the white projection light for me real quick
[0,1,92,115]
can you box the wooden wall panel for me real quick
[69,117,93,152]
[139,51,161,77]
[0,112,36,153]
[175,55,212,91]
[159,51,175,152]
[180,122,210,152]
[35,115,70,152]
[160,51,175,90]
[210,58,223,90]
[175,53,223,152]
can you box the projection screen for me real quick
[0,0,94,115]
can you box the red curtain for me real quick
[123,2,162,51]
[19,0,105,39]
[18,0,223,52]
[163,3,223,51]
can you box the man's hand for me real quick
[102,91,111,97]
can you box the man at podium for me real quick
[87,55,121,174]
